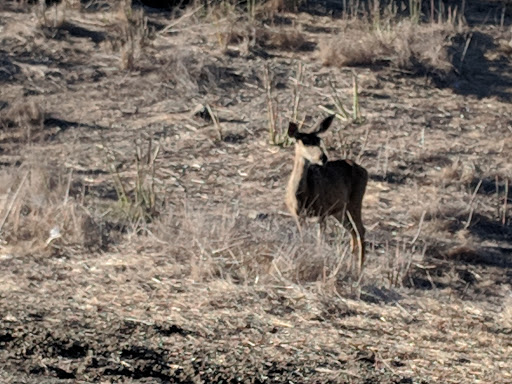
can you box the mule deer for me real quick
[285,115,368,272]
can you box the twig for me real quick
[124,317,154,326]
[425,269,436,289]
[158,5,204,35]
[328,79,350,120]
[459,32,473,72]
[264,64,277,144]
[504,178,509,226]
[464,179,482,230]
[292,62,304,122]
[352,71,361,123]
[500,5,506,29]
[376,353,397,375]
[0,172,29,234]
[211,237,251,255]
[64,169,73,204]
[383,133,389,178]
[318,105,342,119]
[272,259,285,281]
[329,244,349,280]
[496,175,500,219]
[410,210,426,245]
[205,103,222,141]
[356,126,370,164]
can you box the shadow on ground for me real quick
[448,31,512,101]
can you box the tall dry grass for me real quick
[319,19,457,79]
[0,166,94,256]
[142,201,427,294]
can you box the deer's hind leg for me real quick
[347,167,368,274]
[346,204,365,274]
[334,207,364,275]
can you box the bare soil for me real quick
[0,1,511,383]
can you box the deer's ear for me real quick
[316,114,335,134]
[288,122,299,138]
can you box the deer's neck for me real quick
[286,150,309,215]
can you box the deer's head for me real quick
[288,115,335,166]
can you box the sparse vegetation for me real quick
[106,136,161,224]
[0,0,511,382]
[320,73,365,125]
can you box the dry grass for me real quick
[319,19,456,78]
[147,202,360,287]
[0,166,92,257]
[0,99,45,143]
[34,0,68,30]
[1,204,510,381]
[157,49,242,96]
[106,1,151,70]
[259,26,309,50]
[218,18,310,53]
[264,0,303,13]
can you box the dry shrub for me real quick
[149,205,260,283]
[319,30,387,67]
[394,22,454,75]
[431,157,477,187]
[159,50,243,96]
[0,99,45,143]
[101,1,150,70]
[119,9,149,70]
[272,233,353,284]
[318,19,381,66]
[158,51,207,95]
[264,0,303,13]
[0,167,94,256]
[202,0,311,53]
[264,27,308,50]
[3,99,44,127]
[319,20,456,79]
[149,204,356,286]
[34,0,67,31]
[222,20,310,52]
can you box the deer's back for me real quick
[297,159,367,217]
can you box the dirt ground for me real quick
[0,1,511,383]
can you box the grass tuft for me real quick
[106,137,162,225]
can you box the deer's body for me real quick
[285,115,368,271]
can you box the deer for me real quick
[285,114,369,273]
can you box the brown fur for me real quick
[285,115,368,272]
